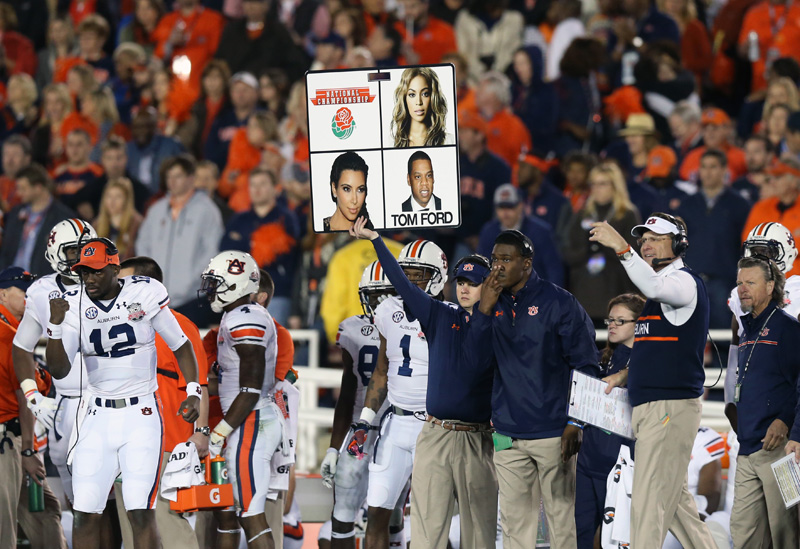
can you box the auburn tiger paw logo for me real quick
[141,407,153,416]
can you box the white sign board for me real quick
[305,64,461,232]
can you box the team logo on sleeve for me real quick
[392,311,404,323]
[127,303,145,322]
[361,325,374,336]
[227,259,245,274]
[85,307,98,319]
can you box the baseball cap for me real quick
[787,111,800,133]
[767,157,800,178]
[315,33,346,50]
[454,258,490,284]
[701,107,730,126]
[230,71,258,90]
[632,215,681,238]
[71,240,120,272]
[645,146,677,179]
[0,267,35,291]
[458,109,488,135]
[494,183,520,208]
[617,113,656,137]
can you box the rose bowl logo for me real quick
[332,107,355,139]
[127,303,145,322]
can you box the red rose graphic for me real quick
[335,107,353,131]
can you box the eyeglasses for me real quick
[604,318,637,326]
[637,236,671,246]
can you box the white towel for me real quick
[268,380,299,495]
[601,445,634,549]
[160,441,204,502]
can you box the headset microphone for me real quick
[651,257,676,267]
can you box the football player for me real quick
[347,241,448,549]
[320,261,409,549]
[199,251,284,549]
[726,222,800,425]
[13,218,97,504]
[46,238,201,549]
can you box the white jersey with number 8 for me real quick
[217,303,277,414]
[336,314,388,425]
[373,296,428,412]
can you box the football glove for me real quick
[346,421,370,460]
[320,447,339,489]
[28,393,57,431]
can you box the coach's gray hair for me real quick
[738,256,786,308]
[479,71,512,108]
[670,100,701,125]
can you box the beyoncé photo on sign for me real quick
[390,67,454,148]
[323,151,372,231]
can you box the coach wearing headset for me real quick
[590,213,716,548]
[349,217,498,549]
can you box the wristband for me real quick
[212,419,234,439]
[185,382,202,398]
[20,379,39,402]
[615,245,631,257]
[359,407,376,425]
[46,323,62,339]
[567,420,585,430]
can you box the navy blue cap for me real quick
[454,260,489,284]
[315,33,346,50]
[0,267,35,291]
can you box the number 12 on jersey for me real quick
[89,324,137,357]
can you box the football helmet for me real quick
[359,261,395,317]
[398,239,448,296]
[199,251,260,313]
[45,218,97,282]
[743,222,797,274]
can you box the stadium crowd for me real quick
[2,0,800,548]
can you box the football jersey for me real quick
[373,296,429,412]
[14,274,87,396]
[60,276,177,398]
[729,274,800,335]
[687,427,726,497]
[217,303,277,415]
[336,314,389,425]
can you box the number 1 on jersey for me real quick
[398,334,413,377]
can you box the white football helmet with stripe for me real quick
[200,251,260,313]
[359,261,395,317]
[45,218,97,282]
[398,239,448,296]
[743,222,797,273]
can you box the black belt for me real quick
[0,417,21,436]
[392,405,426,419]
[94,396,140,409]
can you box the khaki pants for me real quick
[410,419,497,549]
[493,436,576,549]
[265,491,284,548]
[631,398,715,548]
[0,433,67,549]
[116,450,198,549]
[731,444,800,548]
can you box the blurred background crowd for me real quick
[1,0,798,359]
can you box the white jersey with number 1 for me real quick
[729,275,800,336]
[373,296,429,412]
[60,275,185,398]
[217,303,277,414]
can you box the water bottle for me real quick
[210,456,228,485]
[27,475,44,512]
[748,31,760,63]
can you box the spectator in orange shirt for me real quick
[472,71,533,169]
[738,0,792,92]
[152,0,224,88]
[0,3,37,76]
[362,0,405,40]
[679,108,747,184]
[218,111,279,212]
[402,0,458,66]
[562,151,597,213]
[184,60,231,160]
[117,256,210,549]
[53,15,114,85]
[0,135,31,213]
[117,0,165,57]
[53,128,105,219]
[742,156,800,279]
[204,71,259,171]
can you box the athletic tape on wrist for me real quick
[212,419,234,439]
[359,407,376,424]
[46,323,62,339]
[20,379,38,402]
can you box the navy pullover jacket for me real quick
[470,270,600,439]
[737,301,800,456]
[372,237,494,422]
